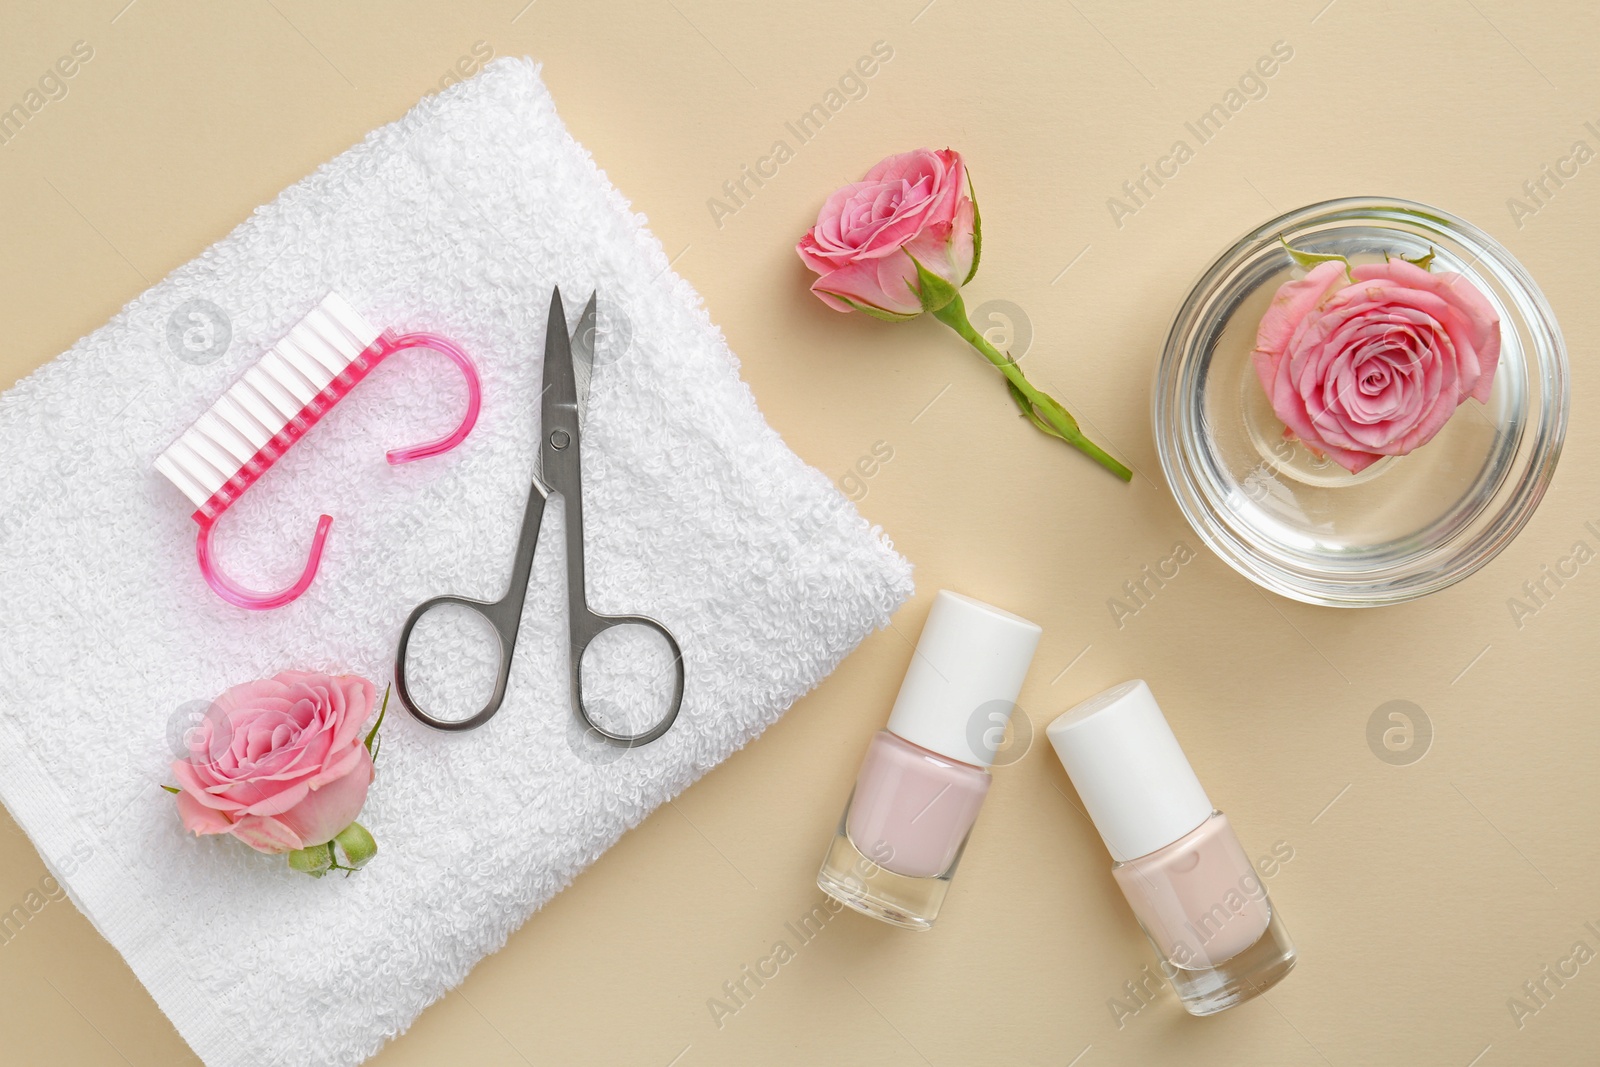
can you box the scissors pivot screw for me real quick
[550,429,570,450]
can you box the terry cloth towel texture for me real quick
[0,57,912,1067]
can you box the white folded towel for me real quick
[0,58,911,1067]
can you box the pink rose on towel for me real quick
[170,671,385,876]
[797,147,977,318]
[1253,256,1502,473]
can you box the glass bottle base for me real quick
[1166,908,1298,1016]
[817,828,949,931]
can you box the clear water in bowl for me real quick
[1157,199,1565,605]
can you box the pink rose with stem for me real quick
[168,671,388,878]
[797,148,1131,481]
[1252,240,1502,473]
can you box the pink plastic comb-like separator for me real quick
[154,292,482,610]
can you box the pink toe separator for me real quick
[181,328,481,611]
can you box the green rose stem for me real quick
[929,289,1133,482]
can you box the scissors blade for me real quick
[569,291,597,433]
[535,286,579,492]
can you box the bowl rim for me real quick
[1153,195,1570,608]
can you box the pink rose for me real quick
[797,147,978,318]
[1252,258,1502,473]
[792,145,1129,480]
[172,671,376,855]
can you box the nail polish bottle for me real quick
[1047,680,1296,1015]
[818,590,1041,930]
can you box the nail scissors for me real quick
[395,288,684,746]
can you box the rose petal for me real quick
[862,147,946,187]
[229,815,304,855]
[305,741,366,790]
[1352,261,1501,401]
[273,746,374,850]
[328,676,373,751]
[176,790,235,835]
[1252,261,1348,394]
[811,253,922,316]
[234,777,313,818]
[171,759,245,812]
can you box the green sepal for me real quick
[963,170,982,286]
[160,785,181,795]
[825,292,921,323]
[907,253,959,314]
[288,844,334,878]
[288,823,378,879]
[333,822,378,871]
[1279,235,1355,283]
[1401,246,1436,271]
[365,685,390,762]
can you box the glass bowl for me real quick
[1153,197,1568,607]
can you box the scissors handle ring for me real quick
[395,593,517,732]
[572,612,685,748]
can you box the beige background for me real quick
[2,1,1598,1064]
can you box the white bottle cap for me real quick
[884,591,1042,768]
[1046,680,1214,861]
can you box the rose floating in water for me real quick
[796,147,1131,481]
[1252,241,1502,474]
[167,671,387,878]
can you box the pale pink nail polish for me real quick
[818,591,1041,930]
[1048,680,1297,1015]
